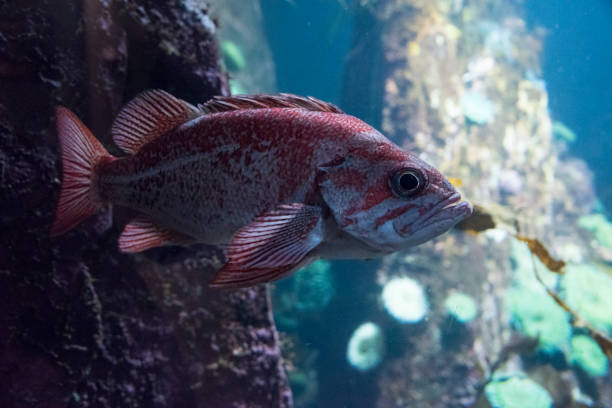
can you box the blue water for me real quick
[526,0,612,217]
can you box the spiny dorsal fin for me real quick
[198,93,344,115]
[112,90,200,154]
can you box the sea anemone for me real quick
[444,292,478,323]
[505,286,571,353]
[570,334,608,377]
[346,322,384,372]
[460,90,495,125]
[506,240,571,352]
[293,260,335,313]
[485,375,553,408]
[577,214,612,249]
[561,263,612,335]
[381,276,428,323]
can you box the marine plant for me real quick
[444,291,477,323]
[569,334,609,377]
[381,276,428,323]
[484,375,553,408]
[346,322,384,372]
[293,260,335,313]
[561,263,612,335]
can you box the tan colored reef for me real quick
[372,0,612,407]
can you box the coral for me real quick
[569,335,608,377]
[444,292,478,323]
[381,276,428,323]
[346,322,385,372]
[460,90,495,125]
[505,286,571,353]
[561,263,612,335]
[221,40,246,72]
[577,213,612,248]
[293,260,335,313]
[484,376,553,408]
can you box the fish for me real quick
[50,90,473,287]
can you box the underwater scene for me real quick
[1,0,612,407]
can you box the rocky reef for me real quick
[365,0,612,407]
[0,1,290,407]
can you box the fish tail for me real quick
[50,107,114,237]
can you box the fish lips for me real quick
[395,192,473,241]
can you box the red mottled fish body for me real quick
[51,90,472,287]
[98,109,372,244]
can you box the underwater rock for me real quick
[0,1,290,407]
[346,322,385,372]
[381,276,429,323]
[570,334,609,378]
[484,375,553,408]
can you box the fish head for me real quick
[319,136,473,254]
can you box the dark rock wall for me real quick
[0,1,291,407]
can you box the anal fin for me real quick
[210,203,323,288]
[119,216,194,253]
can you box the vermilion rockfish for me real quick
[51,90,472,287]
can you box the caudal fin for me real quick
[50,107,113,237]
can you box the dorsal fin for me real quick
[198,93,344,115]
[112,90,200,154]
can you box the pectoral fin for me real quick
[118,216,194,253]
[210,203,323,288]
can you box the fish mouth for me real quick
[398,193,473,236]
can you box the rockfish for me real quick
[51,90,472,287]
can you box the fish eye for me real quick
[389,168,426,198]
